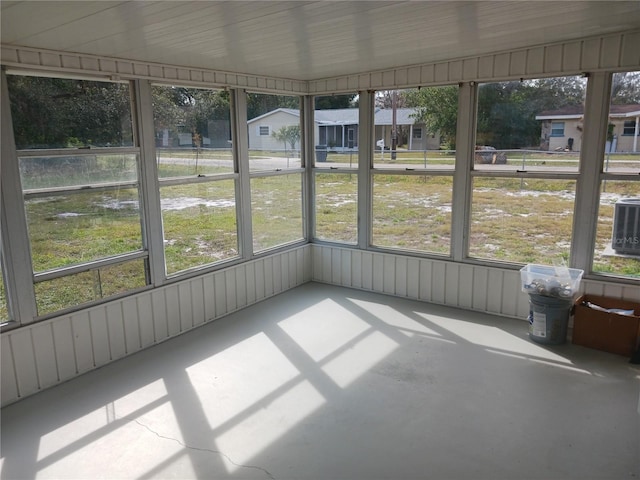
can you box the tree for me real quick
[272,125,301,153]
[315,94,358,109]
[404,86,459,149]
[611,71,640,104]
[8,76,132,149]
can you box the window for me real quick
[152,85,238,275]
[248,93,305,252]
[623,120,636,136]
[370,87,457,255]
[372,174,452,254]
[374,87,456,170]
[551,122,565,136]
[469,76,585,264]
[313,94,359,243]
[7,74,147,316]
[591,71,640,279]
[259,126,270,136]
[315,173,358,243]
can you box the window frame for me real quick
[550,121,566,137]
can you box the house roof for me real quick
[536,104,640,119]
[249,107,421,126]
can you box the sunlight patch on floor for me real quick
[415,313,572,364]
[278,298,371,362]
[321,331,399,388]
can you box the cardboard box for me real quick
[572,294,640,357]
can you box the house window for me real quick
[623,120,636,136]
[413,128,422,139]
[551,122,565,136]
[259,126,270,136]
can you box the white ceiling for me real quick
[2,1,640,82]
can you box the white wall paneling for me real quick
[310,244,638,324]
[309,30,640,94]
[0,46,309,94]
[1,245,312,406]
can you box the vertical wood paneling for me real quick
[341,249,352,287]
[458,265,474,309]
[106,303,126,360]
[31,323,58,389]
[280,253,290,291]
[225,269,237,312]
[255,259,266,301]
[395,256,407,297]
[288,250,297,288]
[272,255,282,294]
[500,271,519,318]
[235,265,247,309]
[178,283,194,331]
[332,248,342,285]
[383,255,395,294]
[372,254,384,292]
[407,259,419,299]
[214,272,228,317]
[9,329,38,397]
[312,245,323,281]
[472,267,488,312]
[601,36,622,68]
[245,263,256,306]
[431,262,446,304]
[89,307,110,367]
[362,252,373,290]
[486,270,504,313]
[165,286,181,337]
[602,282,624,300]
[621,32,640,66]
[264,257,275,297]
[190,277,205,326]
[151,290,168,341]
[52,317,77,381]
[351,250,362,288]
[121,298,141,354]
[1,335,19,404]
[321,247,332,283]
[419,259,432,301]
[137,294,155,347]
[71,312,94,373]
[445,263,460,306]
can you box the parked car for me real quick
[474,146,507,164]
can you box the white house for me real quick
[536,104,640,152]
[247,107,440,151]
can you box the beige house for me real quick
[536,104,640,152]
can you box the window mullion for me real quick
[571,72,612,273]
[231,89,253,259]
[133,79,166,287]
[0,70,37,325]
[451,81,476,262]
[359,90,374,250]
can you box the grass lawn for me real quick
[5,153,638,319]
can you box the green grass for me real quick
[6,154,639,318]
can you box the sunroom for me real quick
[1,2,640,479]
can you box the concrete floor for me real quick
[1,283,639,480]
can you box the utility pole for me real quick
[391,90,397,160]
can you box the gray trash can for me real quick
[315,145,327,162]
[528,293,572,345]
